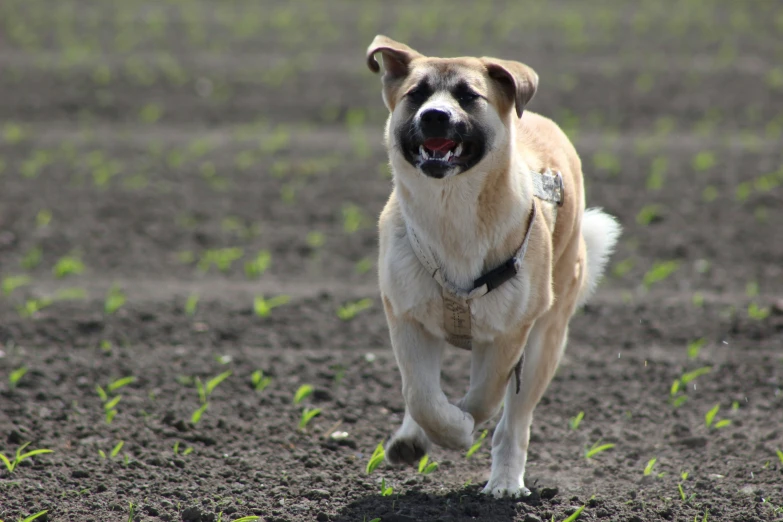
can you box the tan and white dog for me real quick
[367,35,621,497]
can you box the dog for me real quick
[366,35,622,497]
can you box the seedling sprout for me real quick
[0,442,53,473]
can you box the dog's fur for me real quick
[367,35,621,497]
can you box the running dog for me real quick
[367,35,621,497]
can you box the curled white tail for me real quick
[577,208,621,307]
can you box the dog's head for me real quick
[367,35,538,180]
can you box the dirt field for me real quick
[1,1,782,521]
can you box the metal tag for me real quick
[442,288,472,350]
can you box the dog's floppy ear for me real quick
[481,58,538,118]
[366,35,422,79]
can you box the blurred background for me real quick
[0,2,782,521]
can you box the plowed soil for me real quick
[1,2,782,521]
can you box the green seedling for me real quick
[681,366,712,384]
[330,364,346,385]
[105,285,126,314]
[776,449,783,465]
[643,260,679,289]
[466,429,488,458]
[418,454,438,475]
[99,440,124,459]
[612,258,634,277]
[569,411,584,430]
[107,376,136,393]
[127,501,136,522]
[0,442,53,473]
[705,404,731,429]
[229,517,260,522]
[253,295,290,317]
[678,482,695,503]
[366,442,385,474]
[561,506,585,522]
[185,293,199,316]
[3,122,27,144]
[2,275,31,296]
[197,248,244,273]
[293,384,314,404]
[692,151,716,171]
[191,403,209,424]
[380,477,393,497]
[695,510,709,522]
[14,510,49,522]
[643,457,657,476]
[636,204,662,226]
[215,355,232,365]
[748,303,770,320]
[53,254,84,278]
[299,407,321,431]
[9,367,27,390]
[244,250,271,278]
[20,247,42,270]
[354,257,373,275]
[337,298,372,320]
[687,338,707,359]
[368,519,382,522]
[251,370,272,392]
[646,157,667,190]
[585,439,615,459]
[306,231,326,249]
[341,203,368,234]
[140,103,163,123]
[173,441,193,455]
[17,298,53,318]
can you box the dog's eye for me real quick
[457,91,480,104]
[407,88,430,104]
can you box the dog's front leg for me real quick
[456,324,532,428]
[385,314,475,459]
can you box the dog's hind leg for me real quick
[384,313,475,457]
[482,314,569,498]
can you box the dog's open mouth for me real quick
[414,138,473,165]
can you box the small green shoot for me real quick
[366,442,385,474]
[53,254,85,278]
[643,260,679,289]
[104,285,126,314]
[9,367,27,390]
[293,384,314,404]
[191,403,209,424]
[185,293,199,316]
[2,275,31,296]
[465,429,488,458]
[695,510,709,522]
[0,442,53,473]
[306,231,325,249]
[253,294,290,317]
[337,298,372,320]
[244,250,271,278]
[341,203,368,233]
[748,303,770,320]
[231,518,260,522]
[107,376,136,393]
[687,338,707,359]
[127,501,136,522]
[380,477,393,496]
[681,366,712,384]
[636,204,662,226]
[776,449,783,465]
[569,411,584,430]
[561,505,585,522]
[418,454,438,475]
[17,511,49,522]
[643,457,657,476]
[206,370,232,395]
[299,407,321,431]
[251,370,272,392]
[100,440,124,460]
[705,404,719,427]
[585,439,615,459]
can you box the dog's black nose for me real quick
[419,108,451,136]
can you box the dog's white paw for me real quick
[385,433,430,466]
[481,476,531,499]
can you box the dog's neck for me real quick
[394,147,534,291]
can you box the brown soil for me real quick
[1,1,782,521]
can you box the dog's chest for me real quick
[382,233,533,344]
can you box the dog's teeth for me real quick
[419,145,429,160]
[444,151,452,162]
[454,144,463,157]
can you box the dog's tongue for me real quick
[423,138,455,152]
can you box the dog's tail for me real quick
[576,208,621,307]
